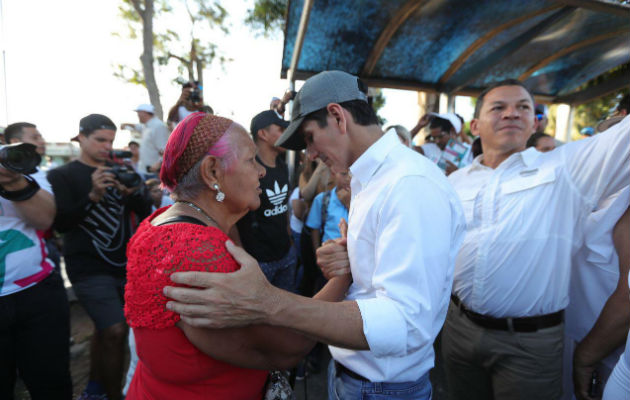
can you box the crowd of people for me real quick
[0,71,628,400]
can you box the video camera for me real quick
[0,143,41,174]
[106,150,142,188]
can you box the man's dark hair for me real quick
[617,93,629,114]
[4,122,36,144]
[526,132,552,148]
[474,79,535,119]
[302,100,379,129]
[128,140,139,147]
[429,117,454,134]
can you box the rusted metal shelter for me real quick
[281,0,630,107]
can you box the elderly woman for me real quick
[124,113,349,399]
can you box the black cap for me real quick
[250,110,289,141]
[79,114,117,135]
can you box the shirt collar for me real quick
[467,147,539,174]
[350,129,399,188]
[518,147,540,168]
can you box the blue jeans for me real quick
[327,359,432,400]
[259,245,297,293]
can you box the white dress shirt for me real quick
[138,116,170,174]
[329,129,466,382]
[565,186,629,369]
[449,116,629,318]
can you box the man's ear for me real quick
[470,119,480,137]
[532,115,540,133]
[257,128,269,142]
[199,155,223,188]
[326,103,347,134]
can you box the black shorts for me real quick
[71,274,126,331]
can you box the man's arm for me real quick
[48,166,116,232]
[563,115,629,205]
[165,175,457,356]
[409,114,432,139]
[178,273,353,370]
[165,240,369,350]
[573,206,630,400]
[0,169,55,230]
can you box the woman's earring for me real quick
[213,183,225,202]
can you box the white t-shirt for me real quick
[0,169,54,296]
[288,187,303,233]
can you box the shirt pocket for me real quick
[500,168,557,195]
[455,187,480,224]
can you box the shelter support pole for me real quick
[286,0,314,185]
[555,104,573,143]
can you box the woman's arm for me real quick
[179,274,351,370]
[299,161,329,203]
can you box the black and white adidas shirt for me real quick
[236,155,291,263]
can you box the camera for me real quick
[106,164,142,188]
[106,150,141,188]
[189,89,202,103]
[0,143,42,174]
[109,150,133,160]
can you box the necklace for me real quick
[176,200,218,227]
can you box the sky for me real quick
[0,0,473,148]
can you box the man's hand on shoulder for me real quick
[164,240,277,329]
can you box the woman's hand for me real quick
[316,218,351,280]
[164,241,277,329]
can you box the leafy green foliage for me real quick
[244,0,287,36]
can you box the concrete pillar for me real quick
[555,104,572,143]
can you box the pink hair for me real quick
[160,112,236,191]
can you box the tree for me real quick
[155,0,229,92]
[114,0,229,119]
[245,0,287,36]
[115,0,166,119]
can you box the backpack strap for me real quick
[155,215,207,227]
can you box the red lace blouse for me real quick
[124,207,268,400]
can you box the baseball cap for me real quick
[134,104,155,114]
[72,113,117,141]
[250,110,289,140]
[275,70,369,150]
[429,112,462,133]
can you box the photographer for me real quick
[48,114,152,400]
[0,122,72,399]
[166,81,204,129]
[270,89,296,118]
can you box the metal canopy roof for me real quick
[280,0,630,104]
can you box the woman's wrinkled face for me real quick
[221,127,265,213]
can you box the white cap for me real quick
[429,112,462,133]
[134,104,155,114]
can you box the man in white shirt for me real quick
[563,191,629,400]
[122,104,170,177]
[443,79,629,400]
[163,70,466,399]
